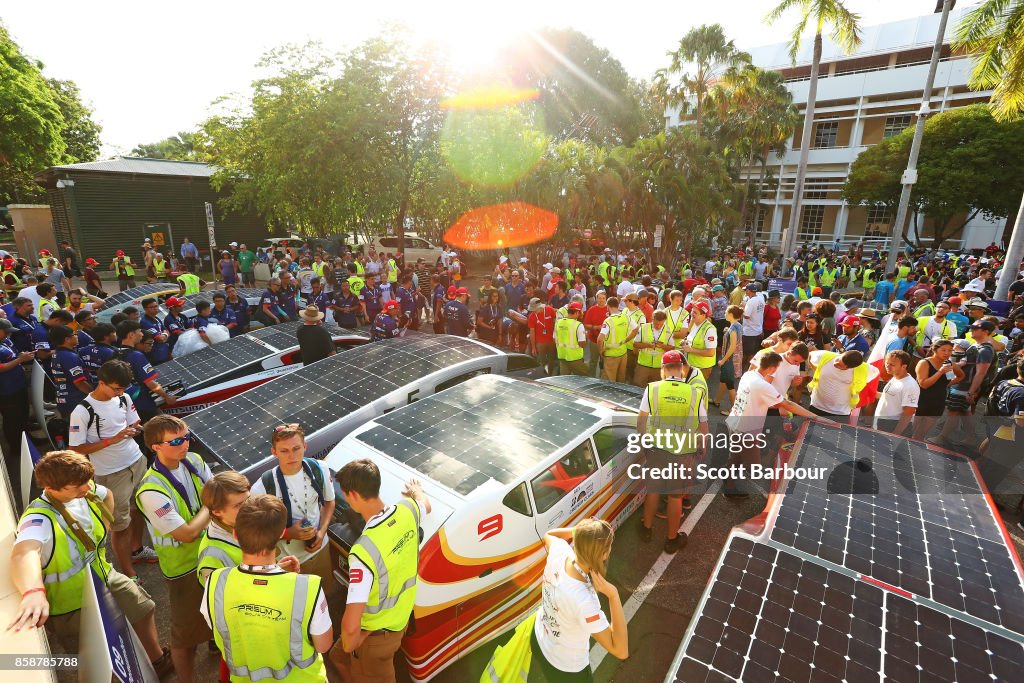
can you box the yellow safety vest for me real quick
[387,258,398,283]
[796,287,810,301]
[603,312,629,358]
[665,307,689,336]
[808,270,818,288]
[209,567,326,682]
[555,318,585,362]
[819,268,838,287]
[354,261,365,275]
[647,379,701,454]
[637,323,670,368]
[686,319,716,369]
[916,316,954,348]
[862,269,876,288]
[2,269,22,289]
[738,261,753,276]
[349,499,420,631]
[196,532,243,585]
[177,273,201,295]
[897,265,911,279]
[913,301,935,318]
[37,297,61,320]
[135,452,207,579]
[312,262,326,278]
[153,258,169,275]
[684,368,710,411]
[20,482,112,615]
[625,308,645,351]
[597,261,609,285]
[114,256,135,277]
[809,352,869,408]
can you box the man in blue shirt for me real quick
[209,292,238,334]
[873,272,896,306]
[9,297,39,353]
[48,325,93,423]
[836,317,871,355]
[444,288,473,337]
[257,278,287,327]
[503,271,526,312]
[115,321,177,421]
[370,301,402,342]
[277,272,300,321]
[224,284,251,335]
[163,296,192,356]
[361,274,383,326]
[180,237,200,273]
[331,280,360,328]
[895,273,916,301]
[139,297,172,364]
[0,318,33,486]
[193,300,215,346]
[306,278,332,314]
[396,275,416,329]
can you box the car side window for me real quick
[506,354,540,372]
[410,238,430,248]
[592,426,633,464]
[435,367,490,393]
[530,441,598,514]
[503,483,532,517]
[380,237,397,249]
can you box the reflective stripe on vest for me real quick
[22,482,111,615]
[153,258,168,275]
[648,379,700,453]
[862,269,876,287]
[196,535,243,585]
[114,257,135,277]
[913,302,935,318]
[637,324,670,368]
[685,368,710,408]
[603,313,629,357]
[687,320,716,369]
[554,318,584,362]
[665,307,688,334]
[135,452,206,578]
[349,499,420,630]
[177,273,201,295]
[819,268,838,286]
[625,308,645,350]
[211,568,325,681]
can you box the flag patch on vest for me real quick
[253,579,268,586]
[585,614,601,623]
[155,503,172,518]
[19,517,43,531]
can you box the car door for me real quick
[530,439,600,535]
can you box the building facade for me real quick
[669,6,1003,250]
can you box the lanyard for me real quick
[275,461,323,527]
[152,457,201,514]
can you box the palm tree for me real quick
[655,24,751,133]
[767,0,861,264]
[955,0,1024,299]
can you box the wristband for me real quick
[22,587,46,598]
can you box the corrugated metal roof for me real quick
[45,157,215,178]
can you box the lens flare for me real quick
[444,202,558,250]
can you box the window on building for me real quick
[883,115,912,139]
[865,205,892,236]
[744,209,769,240]
[804,179,830,199]
[812,120,839,149]
[798,205,825,240]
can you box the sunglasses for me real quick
[274,423,300,432]
[160,433,193,446]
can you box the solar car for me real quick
[95,283,181,322]
[322,374,644,682]
[156,321,369,416]
[185,334,546,479]
[160,288,263,319]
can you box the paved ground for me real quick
[66,267,1024,682]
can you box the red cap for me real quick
[116,250,125,256]
[85,258,98,266]
[446,286,457,298]
[812,287,822,295]
[568,301,583,312]
[662,350,684,365]
[948,296,962,306]
[841,317,861,329]
[39,249,50,255]
[456,287,469,296]
[383,299,400,311]
[165,297,186,307]
[692,301,711,316]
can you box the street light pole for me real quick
[885,0,953,270]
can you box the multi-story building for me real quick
[670,5,1004,250]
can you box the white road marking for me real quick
[589,480,723,670]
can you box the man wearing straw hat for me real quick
[297,305,336,366]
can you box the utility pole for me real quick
[885,0,953,270]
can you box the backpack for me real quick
[80,396,130,440]
[260,458,331,525]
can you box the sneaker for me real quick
[639,522,653,543]
[151,646,173,679]
[722,486,749,499]
[664,533,687,555]
[131,546,159,564]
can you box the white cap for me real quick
[519,257,528,263]
[229,241,238,247]
[499,255,508,263]
[543,262,553,269]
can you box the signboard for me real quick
[143,224,173,261]
[768,278,797,295]
[205,202,217,254]
[653,224,664,249]
[988,300,1012,317]
[80,568,156,683]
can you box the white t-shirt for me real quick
[15,486,109,567]
[345,500,421,605]
[616,281,633,298]
[251,460,336,562]
[533,537,609,673]
[742,296,765,336]
[200,565,331,636]
[138,458,214,536]
[68,394,143,476]
[726,371,784,434]
[808,350,855,415]
[875,374,920,423]
[966,277,987,293]
[751,350,804,396]
[19,286,42,310]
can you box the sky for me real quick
[3,0,946,156]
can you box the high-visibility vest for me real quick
[916,316,954,348]
[113,256,135,277]
[153,258,169,276]
[37,297,60,320]
[348,275,365,296]
[348,499,420,631]
[808,270,818,288]
[862,269,876,288]
[684,368,710,410]
[796,287,810,301]
[387,259,398,283]
[665,307,689,335]
[819,268,838,287]
[809,351,869,408]
[2,270,22,288]
[897,265,911,279]
[625,308,645,351]
[177,273,201,295]
[564,268,574,283]
[135,452,207,579]
[636,323,670,368]
[209,567,327,682]
[312,262,326,278]
[647,379,701,454]
[738,261,753,276]
[686,319,716,369]
[21,482,111,615]
[555,318,585,362]
[913,301,935,318]
[597,261,609,285]
[196,532,243,585]
[603,312,629,358]
[556,305,569,320]
[354,260,365,275]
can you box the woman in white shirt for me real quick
[532,519,628,681]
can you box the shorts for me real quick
[168,573,213,648]
[742,334,763,358]
[639,447,697,495]
[719,358,737,389]
[46,570,154,654]
[94,456,148,532]
[241,270,255,286]
[946,389,972,414]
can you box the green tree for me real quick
[47,78,101,163]
[843,105,1024,247]
[655,24,751,133]
[130,131,203,160]
[767,0,861,260]
[0,23,66,204]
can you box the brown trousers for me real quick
[329,627,406,683]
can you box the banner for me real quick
[30,362,54,450]
[767,278,797,295]
[80,569,156,683]
[988,300,1012,317]
[19,433,42,512]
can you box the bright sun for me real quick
[413,13,529,75]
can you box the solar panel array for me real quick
[175,288,263,311]
[356,375,602,495]
[248,320,352,351]
[671,421,1024,682]
[187,335,496,471]
[97,284,178,319]
[537,375,643,411]
[156,336,277,389]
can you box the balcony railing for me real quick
[782,54,967,84]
